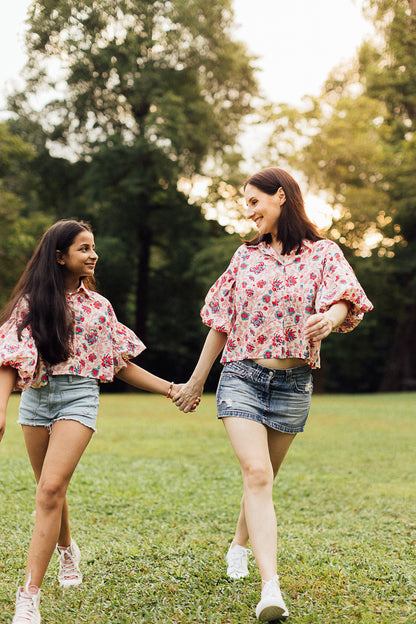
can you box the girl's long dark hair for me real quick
[1,220,94,365]
[244,167,322,254]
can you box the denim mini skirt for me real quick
[18,375,100,432]
[216,360,313,434]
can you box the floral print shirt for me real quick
[201,240,373,369]
[0,283,145,391]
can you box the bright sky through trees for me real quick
[0,0,375,228]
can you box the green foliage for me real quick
[0,123,52,309]
[1,392,415,623]
[17,0,257,168]
[5,0,258,380]
[319,250,392,392]
[260,0,416,391]
[362,0,416,130]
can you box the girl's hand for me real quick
[304,313,334,342]
[0,366,17,442]
[0,411,6,442]
[172,379,203,413]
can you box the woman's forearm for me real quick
[189,328,228,386]
[324,300,350,330]
[171,328,227,413]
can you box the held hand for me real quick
[172,379,203,413]
[170,383,198,411]
[304,313,334,342]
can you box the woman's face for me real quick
[244,183,286,238]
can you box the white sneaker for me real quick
[226,543,249,579]
[12,581,41,624]
[57,539,83,588]
[255,575,289,621]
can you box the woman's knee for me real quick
[241,460,273,491]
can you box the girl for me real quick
[0,219,186,624]
[173,167,373,621]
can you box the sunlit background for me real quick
[0,0,374,230]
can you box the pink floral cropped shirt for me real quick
[0,283,145,391]
[201,239,373,368]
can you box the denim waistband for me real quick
[42,374,99,386]
[224,359,311,382]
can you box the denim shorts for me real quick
[216,360,313,434]
[18,375,100,432]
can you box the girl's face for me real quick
[244,183,286,239]
[57,230,98,290]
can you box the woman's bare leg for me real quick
[223,417,295,579]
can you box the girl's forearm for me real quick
[115,361,173,396]
[0,366,17,410]
[0,366,17,441]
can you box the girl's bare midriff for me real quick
[252,357,306,370]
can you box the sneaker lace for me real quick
[262,575,282,598]
[59,548,78,579]
[15,592,37,623]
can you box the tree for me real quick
[10,0,258,346]
[0,122,52,309]
[256,0,416,391]
[359,0,416,389]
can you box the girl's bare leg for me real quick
[22,420,93,587]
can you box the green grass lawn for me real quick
[0,392,415,623]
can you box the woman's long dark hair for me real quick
[1,220,94,365]
[244,167,322,254]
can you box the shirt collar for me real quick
[259,239,314,258]
[66,281,92,298]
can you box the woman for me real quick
[173,167,373,621]
[0,220,187,624]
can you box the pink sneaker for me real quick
[12,579,41,624]
[57,539,83,588]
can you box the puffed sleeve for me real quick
[107,304,146,374]
[315,241,373,332]
[200,247,242,333]
[0,299,38,391]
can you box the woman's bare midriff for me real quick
[252,357,306,370]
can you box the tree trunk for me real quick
[135,222,151,344]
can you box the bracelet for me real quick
[166,381,174,399]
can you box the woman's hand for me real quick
[171,378,203,413]
[304,312,334,342]
[304,301,349,342]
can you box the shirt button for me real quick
[269,371,274,377]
